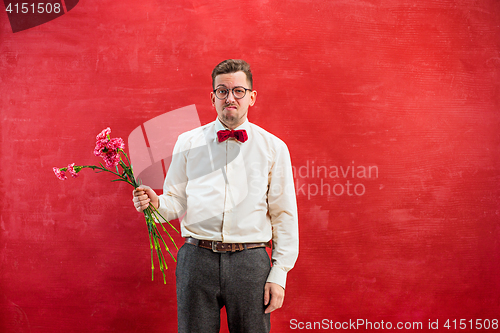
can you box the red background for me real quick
[1,0,500,332]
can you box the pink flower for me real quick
[53,167,67,180]
[102,152,121,168]
[67,163,79,178]
[96,127,111,141]
[94,139,107,157]
[108,137,125,150]
[93,128,125,168]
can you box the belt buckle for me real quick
[211,241,223,253]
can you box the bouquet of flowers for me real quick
[53,127,178,283]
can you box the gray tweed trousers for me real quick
[176,242,271,333]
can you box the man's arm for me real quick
[265,140,299,312]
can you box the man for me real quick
[133,59,298,333]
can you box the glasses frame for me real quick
[213,86,252,100]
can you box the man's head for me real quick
[211,59,257,130]
[211,59,253,89]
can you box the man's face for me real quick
[211,71,257,130]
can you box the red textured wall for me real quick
[1,0,499,332]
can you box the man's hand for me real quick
[264,282,285,314]
[132,185,159,212]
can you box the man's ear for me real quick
[249,90,257,107]
[210,91,216,107]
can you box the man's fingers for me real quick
[264,284,270,306]
[133,199,149,212]
[134,197,150,207]
[132,189,151,212]
[265,296,284,314]
[133,187,147,196]
[133,186,152,196]
[264,282,285,314]
[132,185,158,212]
[132,194,149,204]
[264,293,283,314]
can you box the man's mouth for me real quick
[224,105,237,111]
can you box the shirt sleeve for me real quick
[156,135,189,222]
[266,141,299,289]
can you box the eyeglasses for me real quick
[213,86,252,100]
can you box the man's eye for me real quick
[218,89,228,94]
[234,89,245,94]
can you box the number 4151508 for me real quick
[5,3,62,14]
[444,319,498,330]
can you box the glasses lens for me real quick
[215,88,228,99]
[233,88,246,99]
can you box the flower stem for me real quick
[55,143,177,283]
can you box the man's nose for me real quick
[225,90,236,103]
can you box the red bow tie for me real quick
[217,129,248,143]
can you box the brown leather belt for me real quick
[185,237,271,253]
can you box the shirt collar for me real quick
[214,118,250,143]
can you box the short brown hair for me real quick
[212,59,253,89]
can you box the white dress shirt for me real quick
[157,117,298,288]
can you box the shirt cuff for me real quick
[266,266,288,289]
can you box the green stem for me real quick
[80,165,135,186]
[67,158,177,283]
[145,217,155,281]
[150,205,180,235]
[151,210,179,253]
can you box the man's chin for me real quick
[220,117,241,129]
[222,115,236,123]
